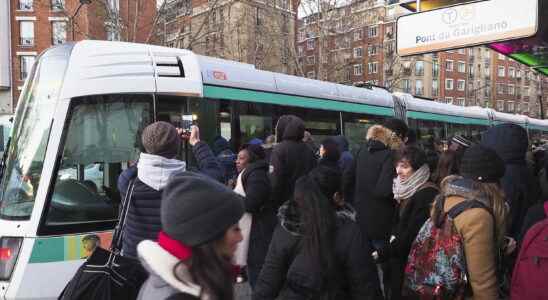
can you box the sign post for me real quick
[397,0,538,56]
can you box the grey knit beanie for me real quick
[161,172,244,247]
[141,121,179,158]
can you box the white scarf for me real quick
[393,164,430,201]
[137,153,186,191]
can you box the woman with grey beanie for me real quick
[137,172,245,300]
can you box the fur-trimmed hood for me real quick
[366,125,403,150]
[438,175,490,207]
[137,240,211,300]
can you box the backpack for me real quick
[510,202,548,300]
[403,197,489,299]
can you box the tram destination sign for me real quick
[397,0,538,56]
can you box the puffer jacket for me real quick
[349,125,403,241]
[481,123,540,238]
[253,202,381,300]
[270,116,316,209]
[137,240,207,300]
[118,141,222,259]
[436,177,499,300]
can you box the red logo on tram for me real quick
[213,71,227,80]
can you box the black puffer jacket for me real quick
[333,136,355,203]
[253,203,381,300]
[118,142,222,258]
[240,160,275,286]
[270,116,316,209]
[481,124,540,238]
[349,125,403,241]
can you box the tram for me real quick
[0,40,547,299]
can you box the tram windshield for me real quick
[0,51,68,220]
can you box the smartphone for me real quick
[181,114,193,134]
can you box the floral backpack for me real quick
[403,197,490,299]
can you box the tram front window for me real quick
[45,95,152,228]
[0,51,68,220]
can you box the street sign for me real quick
[397,0,539,56]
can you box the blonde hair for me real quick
[473,181,507,249]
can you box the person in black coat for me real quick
[481,123,540,239]
[253,167,381,300]
[375,146,439,300]
[269,115,316,209]
[347,118,408,248]
[333,135,355,203]
[234,143,273,288]
[118,124,223,259]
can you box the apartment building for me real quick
[155,0,297,74]
[296,0,547,117]
[6,0,156,111]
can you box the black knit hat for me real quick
[161,172,244,247]
[141,121,179,158]
[382,118,408,139]
[460,145,505,183]
[242,143,266,163]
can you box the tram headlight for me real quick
[0,237,22,280]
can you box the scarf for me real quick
[393,164,430,201]
[137,153,186,191]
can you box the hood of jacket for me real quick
[481,123,528,164]
[366,125,403,151]
[278,201,358,236]
[333,135,350,152]
[244,160,269,175]
[137,153,186,191]
[439,175,490,207]
[282,116,306,141]
[275,115,292,143]
[137,240,209,299]
[212,136,230,156]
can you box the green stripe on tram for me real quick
[407,111,490,126]
[203,85,395,116]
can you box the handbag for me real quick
[59,180,148,300]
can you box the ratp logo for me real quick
[442,8,458,25]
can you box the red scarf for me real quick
[157,231,192,260]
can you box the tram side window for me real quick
[415,119,446,150]
[342,112,384,153]
[45,95,153,227]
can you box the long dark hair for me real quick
[173,237,234,300]
[294,176,337,292]
[432,150,459,185]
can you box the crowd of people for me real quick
[117,115,548,300]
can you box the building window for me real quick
[402,79,411,93]
[368,45,377,56]
[498,66,505,77]
[508,84,515,96]
[445,79,454,90]
[516,70,522,78]
[433,61,439,77]
[524,87,530,97]
[20,55,35,80]
[353,64,363,76]
[507,101,515,112]
[51,0,65,10]
[508,67,515,78]
[415,61,424,76]
[19,21,34,46]
[522,102,529,112]
[368,62,378,74]
[307,39,315,50]
[445,97,453,104]
[498,53,506,60]
[457,49,466,55]
[353,47,363,58]
[415,80,423,95]
[306,56,315,65]
[457,61,466,73]
[368,25,378,37]
[484,83,491,97]
[298,31,305,41]
[297,46,303,56]
[497,100,504,111]
[497,83,505,95]
[306,71,315,79]
[432,79,439,97]
[457,80,466,91]
[445,60,453,71]
[353,30,362,41]
[18,0,33,10]
[52,21,67,45]
[455,98,465,106]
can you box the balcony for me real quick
[20,37,34,47]
[51,0,64,11]
[18,2,33,10]
[403,68,412,76]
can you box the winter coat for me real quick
[333,136,355,203]
[388,184,439,300]
[137,240,208,300]
[436,177,499,300]
[253,203,381,300]
[269,117,316,209]
[212,136,237,183]
[349,125,403,241]
[240,160,275,287]
[481,124,539,238]
[118,141,222,259]
[518,200,548,242]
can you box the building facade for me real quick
[296,0,547,118]
[155,0,297,74]
[6,0,157,111]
